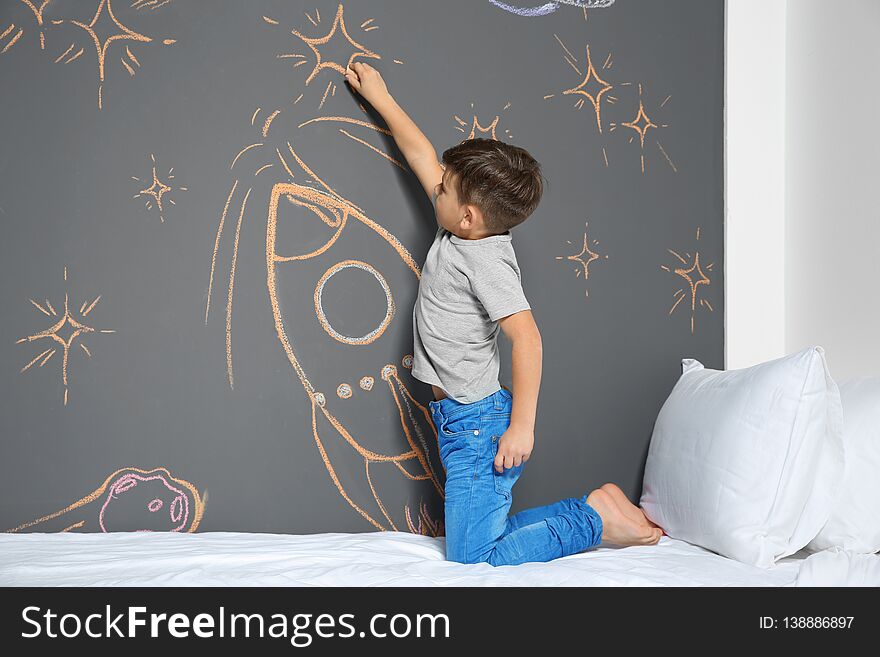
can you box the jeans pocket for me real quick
[491,437,524,500]
[438,408,481,437]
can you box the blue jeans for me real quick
[429,387,604,566]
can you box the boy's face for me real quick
[433,167,488,239]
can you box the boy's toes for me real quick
[637,526,663,546]
[643,516,666,537]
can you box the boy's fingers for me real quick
[356,62,380,78]
[344,71,360,89]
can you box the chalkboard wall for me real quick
[0,0,724,535]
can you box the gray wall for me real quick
[0,0,724,534]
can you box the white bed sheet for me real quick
[3,531,874,587]
[793,546,880,586]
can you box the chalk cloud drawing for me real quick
[4,467,206,533]
[555,220,608,298]
[130,0,172,11]
[204,4,444,537]
[16,266,115,406]
[660,227,715,334]
[490,0,615,18]
[545,33,677,174]
[131,153,187,223]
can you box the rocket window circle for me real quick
[314,259,394,345]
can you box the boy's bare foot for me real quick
[599,482,666,536]
[586,488,663,548]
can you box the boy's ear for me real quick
[462,203,484,228]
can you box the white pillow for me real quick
[640,346,844,568]
[807,376,880,554]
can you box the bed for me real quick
[1,531,877,586]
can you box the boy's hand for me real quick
[494,424,534,473]
[344,62,390,107]
[343,63,442,199]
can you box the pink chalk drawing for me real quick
[4,467,207,533]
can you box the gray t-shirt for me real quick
[411,216,531,404]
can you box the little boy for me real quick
[345,62,663,566]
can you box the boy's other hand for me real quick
[344,62,390,106]
[494,425,534,473]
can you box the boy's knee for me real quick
[445,539,489,565]
[486,551,517,567]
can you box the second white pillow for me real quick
[807,376,880,554]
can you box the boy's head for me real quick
[434,138,544,240]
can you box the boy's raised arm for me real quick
[344,62,444,200]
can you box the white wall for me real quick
[725,0,787,369]
[727,0,878,378]
[785,0,880,380]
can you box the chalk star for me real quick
[560,231,600,278]
[622,97,657,149]
[663,237,712,335]
[140,165,172,222]
[291,4,380,85]
[69,0,151,107]
[563,44,613,133]
[674,252,710,307]
[467,115,500,140]
[16,267,115,406]
[556,223,608,298]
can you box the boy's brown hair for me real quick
[441,138,545,233]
